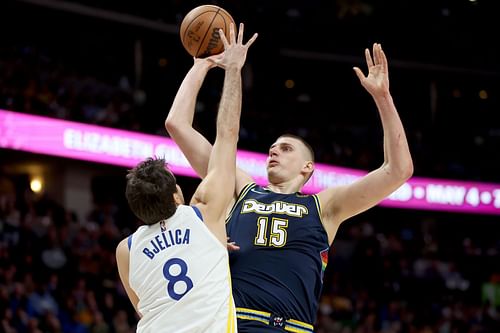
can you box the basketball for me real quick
[179,5,235,58]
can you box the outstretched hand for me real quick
[210,22,258,70]
[353,43,390,97]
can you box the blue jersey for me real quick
[226,183,330,327]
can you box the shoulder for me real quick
[292,192,322,215]
[240,182,257,193]
[236,169,255,194]
[235,182,257,199]
[116,237,130,260]
[316,186,342,209]
[315,186,343,224]
[179,204,203,221]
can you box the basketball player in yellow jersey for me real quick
[115,23,258,333]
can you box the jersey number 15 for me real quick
[254,217,289,247]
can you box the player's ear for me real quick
[302,161,314,184]
[303,161,314,172]
[173,184,185,205]
[302,161,314,176]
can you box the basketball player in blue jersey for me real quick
[116,23,257,333]
[166,43,413,332]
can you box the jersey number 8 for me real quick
[162,258,193,300]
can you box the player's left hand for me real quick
[353,43,390,97]
[211,22,258,70]
[227,237,240,252]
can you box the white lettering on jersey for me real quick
[241,199,308,217]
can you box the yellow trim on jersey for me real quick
[226,262,237,333]
[237,313,269,325]
[312,194,321,215]
[225,182,256,223]
[226,297,236,332]
[312,194,323,224]
[236,307,314,332]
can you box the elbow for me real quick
[396,158,414,183]
[164,116,177,136]
[402,161,414,181]
[385,157,414,185]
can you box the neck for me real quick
[266,179,303,194]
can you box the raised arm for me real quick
[191,23,258,245]
[318,43,414,243]
[165,40,254,195]
[165,57,217,178]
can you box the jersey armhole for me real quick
[191,205,204,222]
[127,234,133,250]
[312,194,322,216]
[225,182,256,223]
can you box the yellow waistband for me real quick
[236,307,313,333]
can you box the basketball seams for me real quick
[181,10,218,42]
[194,8,220,58]
[180,5,235,58]
[181,10,218,55]
[218,10,233,37]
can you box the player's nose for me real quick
[269,146,279,157]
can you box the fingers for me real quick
[372,43,388,71]
[353,67,365,82]
[365,43,388,69]
[372,43,380,65]
[235,22,258,48]
[219,28,229,49]
[229,22,236,44]
[237,22,244,44]
[220,23,258,48]
[226,237,240,251]
[379,45,388,70]
[245,32,258,48]
[365,48,373,68]
[207,52,224,66]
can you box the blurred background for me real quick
[1,0,499,332]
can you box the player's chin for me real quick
[266,165,277,174]
[267,168,281,180]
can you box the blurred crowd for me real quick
[1,174,499,333]
[0,174,137,333]
[0,44,144,132]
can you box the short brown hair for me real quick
[278,134,315,162]
[125,157,178,225]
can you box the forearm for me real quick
[374,92,413,179]
[166,61,214,178]
[207,66,241,174]
[217,66,242,139]
[166,61,211,128]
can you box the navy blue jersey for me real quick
[226,183,330,326]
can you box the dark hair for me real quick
[125,157,178,225]
[278,134,315,162]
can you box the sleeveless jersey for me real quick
[128,205,237,333]
[226,183,330,326]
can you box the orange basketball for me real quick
[179,5,235,58]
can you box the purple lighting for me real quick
[1,109,499,215]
